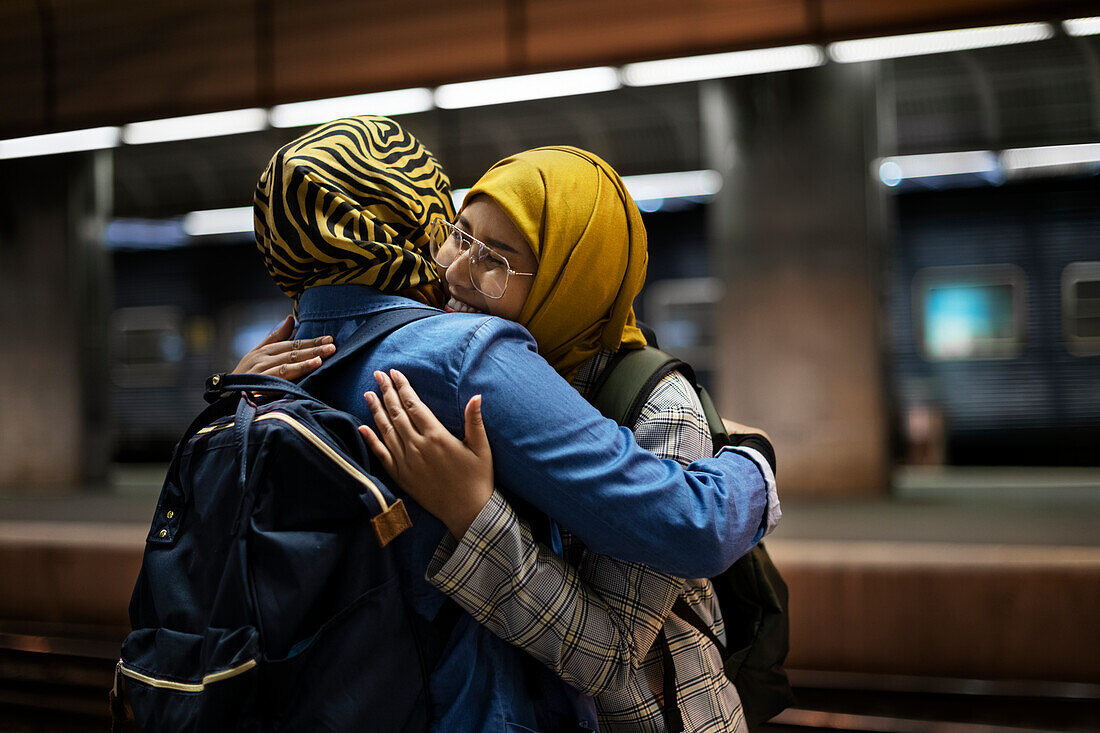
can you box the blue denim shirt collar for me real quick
[297,284,440,322]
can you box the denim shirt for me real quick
[293,285,770,732]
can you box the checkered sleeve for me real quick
[427,489,677,694]
[631,370,713,466]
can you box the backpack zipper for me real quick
[116,657,257,692]
[194,410,411,545]
[256,412,393,512]
[197,411,392,513]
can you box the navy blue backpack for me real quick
[114,309,447,732]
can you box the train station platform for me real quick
[2,465,1099,730]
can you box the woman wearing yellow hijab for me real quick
[450,145,649,379]
[360,146,761,733]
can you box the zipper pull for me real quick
[109,659,126,733]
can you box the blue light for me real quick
[102,218,187,250]
[924,283,1015,359]
[879,161,903,187]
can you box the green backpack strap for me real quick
[590,346,687,428]
[590,346,730,451]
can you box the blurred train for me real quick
[108,179,1100,466]
[890,177,1100,466]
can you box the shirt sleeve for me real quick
[458,320,769,578]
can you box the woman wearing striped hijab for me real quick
[235,115,452,377]
[254,115,452,306]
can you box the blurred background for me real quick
[0,1,1098,730]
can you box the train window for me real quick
[1063,261,1100,355]
[110,306,186,386]
[913,265,1026,360]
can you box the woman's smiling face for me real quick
[443,196,538,323]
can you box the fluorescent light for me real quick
[122,109,267,145]
[269,88,434,128]
[623,45,824,86]
[450,171,721,212]
[828,22,1053,63]
[435,67,620,109]
[0,126,120,160]
[622,170,722,201]
[182,206,253,236]
[877,144,1100,187]
[1002,143,1100,171]
[1063,17,1100,37]
[875,151,998,184]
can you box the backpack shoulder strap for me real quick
[300,305,439,389]
[205,306,439,402]
[589,346,690,428]
[590,346,731,450]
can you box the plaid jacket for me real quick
[426,350,753,732]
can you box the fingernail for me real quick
[321,335,333,344]
[374,370,385,382]
[389,369,400,380]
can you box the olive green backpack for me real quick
[589,346,794,731]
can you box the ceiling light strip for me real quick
[829,22,1054,63]
[0,127,121,160]
[623,45,825,87]
[270,88,434,128]
[1001,143,1100,170]
[122,109,268,145]
[876,142,1100,186]
[182,206,254,236]
[435,67,620,109]
[1062,17,1100,37]
[450,171,721,213]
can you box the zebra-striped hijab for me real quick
[254,116,454,307]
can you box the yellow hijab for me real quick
[466,146,648,379]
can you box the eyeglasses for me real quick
[429,218,535,299]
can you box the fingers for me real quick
[254,342,334,377]
[266,334,334,356]
[463,395,490,458]
[388,369,438,434]
[365,390,406,461]
[374,371,421,444]
[358,425,396,475]
[273,356,323,380]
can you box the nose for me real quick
[445,247,475,291]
